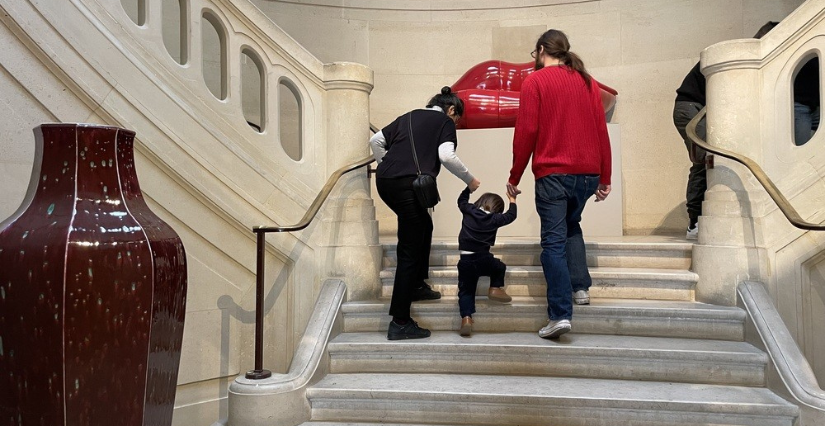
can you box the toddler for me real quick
[456,187,517,336]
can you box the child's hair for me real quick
[473,193,505,214]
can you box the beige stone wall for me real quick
[252,0,805,234]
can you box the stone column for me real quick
[317,62,382,301]
[692,40,770,306]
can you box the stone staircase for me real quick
[299,238,799,426]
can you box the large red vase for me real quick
[0,124,187,426]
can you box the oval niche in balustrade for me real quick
[162,0,188,65]
[121,0,145,26]
[279,79,302,161]
[793,55,820,146]
[241,48,266,133]
[202,11,227,100]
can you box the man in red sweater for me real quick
[507,30,612,339]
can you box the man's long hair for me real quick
[535,29,592,88]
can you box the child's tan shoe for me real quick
[488,287,512,303]
[459,316,473,336]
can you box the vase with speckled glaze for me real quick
[0,123,187,426]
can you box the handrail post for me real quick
[245,230,272,380]
[241,152,374,380]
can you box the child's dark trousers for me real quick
[457,252,506,317]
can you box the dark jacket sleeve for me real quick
[457,187,474,214]
[492,204,518,227]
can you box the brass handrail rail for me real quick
[686,107,825,231]
[245,127,377,380]
[252,155,375,233]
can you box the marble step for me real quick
[341,298,745,341]
[328,332,766,386]
[300,424,459,426]
[380,266,698,301]
[382,239,693,269]
[308,373,798,426]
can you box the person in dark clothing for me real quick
[456,188,517,337]
[673,21,779,240]
[370,86,481,340]
[794,57,820,146]
[673,62,707,240]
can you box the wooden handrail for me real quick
[686,107,825,231]
[245,128,377,380]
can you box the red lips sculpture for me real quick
[451,60,618,129]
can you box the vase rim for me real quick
[36,123,137,136]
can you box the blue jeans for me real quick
[535,174,600,321]
[795,102,820,146]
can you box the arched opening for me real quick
[793,55,820,146]
[201,12,227,100]
[162,0,188,65]
[279,80,302,161]
[241,49,266,133]
[121,0,145,26]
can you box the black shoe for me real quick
[387,319,431,340]
[411,284,441,301]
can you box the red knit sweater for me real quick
[508,66,612,186]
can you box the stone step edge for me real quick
[341,298,745,320]
[300,423,463,426]
[382,240,695,252]
[327,332,766,365]
[380,266,699,280]
[308,374,798,417]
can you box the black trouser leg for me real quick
[457,258,480,318]
[377,177,432,319]
[686,162,706,223]
[417,214,433,283]
[673,101,707,222]
[488,256,507,288]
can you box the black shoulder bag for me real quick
[408,113,440,209]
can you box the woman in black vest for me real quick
[370,87,481,340]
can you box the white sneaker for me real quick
[538,319,571,339]
[686,223,698,240]
[573,290,590,305]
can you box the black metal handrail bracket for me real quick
[245,126,379,379]
[686,107,825,231]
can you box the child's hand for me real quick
[507,192,517,203]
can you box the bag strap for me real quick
[408,113,422,176]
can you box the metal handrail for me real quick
[686,107,825,231]
[245,129,377,380]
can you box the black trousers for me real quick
[457,252,506,318]
[376,177,432,319]
[673,101,707,222]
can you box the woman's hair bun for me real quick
[441,86,452,95]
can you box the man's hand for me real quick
[468,178,481,192]
[595,184,611,202]
[506,183,521,198]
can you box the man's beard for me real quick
[534,56,544,71]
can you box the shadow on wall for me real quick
[216,249,295,383]
[649,204,690,235]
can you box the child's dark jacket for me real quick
[457,187,517,253]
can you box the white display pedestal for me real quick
[373,124,622,239]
